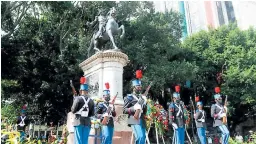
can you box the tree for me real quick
[3,1,186,123]
[1,1,33,39]
[1,103,20,125]
[183,24,256,105]
[121,9,199,106]
[182,23,256,132]
[1,1,84,124]
[1,1,199,124]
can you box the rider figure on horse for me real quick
[86,7,125,57]
[86,9,106,39]
[87,7,117,40]
[95,9,106,39]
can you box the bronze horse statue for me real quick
[87,7,125,57]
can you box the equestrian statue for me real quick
[86,7,125,57]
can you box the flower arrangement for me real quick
[91,118,101,129]
[183,106,191,126]
[91,98,104,130]
[145,99,168,136]
[228,132,256,144]
[1,126,21,144]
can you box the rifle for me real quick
[110,92,118,104]
[190,93,197,143]
[70,80,77,96]
[190,96,196,114]
[222,95,228,124]
[134,82,153,120]
[102,92,118,125]
[143,81,153,97]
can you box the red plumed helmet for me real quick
[175,85,180,92]
[105,82,110,89]
[195,96,200,102]
[136,70,143,79]
[22,105,27,110]
[215,87,221,93]
[80,77,86,84]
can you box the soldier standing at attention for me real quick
[123,70,147,144]
[211,94,229,144]
[71,77,95,144]
[95,82,117,144]
[169,91,186,144]
[194,101,207,144]
[17,108,29,142]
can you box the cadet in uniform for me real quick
[211,94,229,144]
[17,109,29,142]
[96,82,116,144]
[123,70,147,144]
[71,77,95,144]
[169,92,186,144]
[194,101,207,144]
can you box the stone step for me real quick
[113,131,133,144]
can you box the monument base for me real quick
[67,133,74,144]
[113,131,133,144]
[66,105,132,144]
[88,128,101,144]
[76,49,132,143]
[113,105,132,144]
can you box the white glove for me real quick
[134,103,142,110]
[172,123,178,129]
[103,113,109,117]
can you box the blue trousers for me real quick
[74,125,91,144]
[218,125,229,144]
[102,126,114,144]
[20,131,25,142]
[172,127,185,144]
[197,127,207,144]
[131,123,146,144]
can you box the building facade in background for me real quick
[154,1,256,40]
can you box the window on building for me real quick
[216,2,225,25]
[225,1,236,23]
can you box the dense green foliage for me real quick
[183,24,256,105]
[182,25,256,132]
[1,1,256,129]
[1,103,19,124]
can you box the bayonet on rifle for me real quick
[70,80,77,96]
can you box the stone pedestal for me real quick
[66,112,75,144]
[79,50,129,105]
[79,50,132,144]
